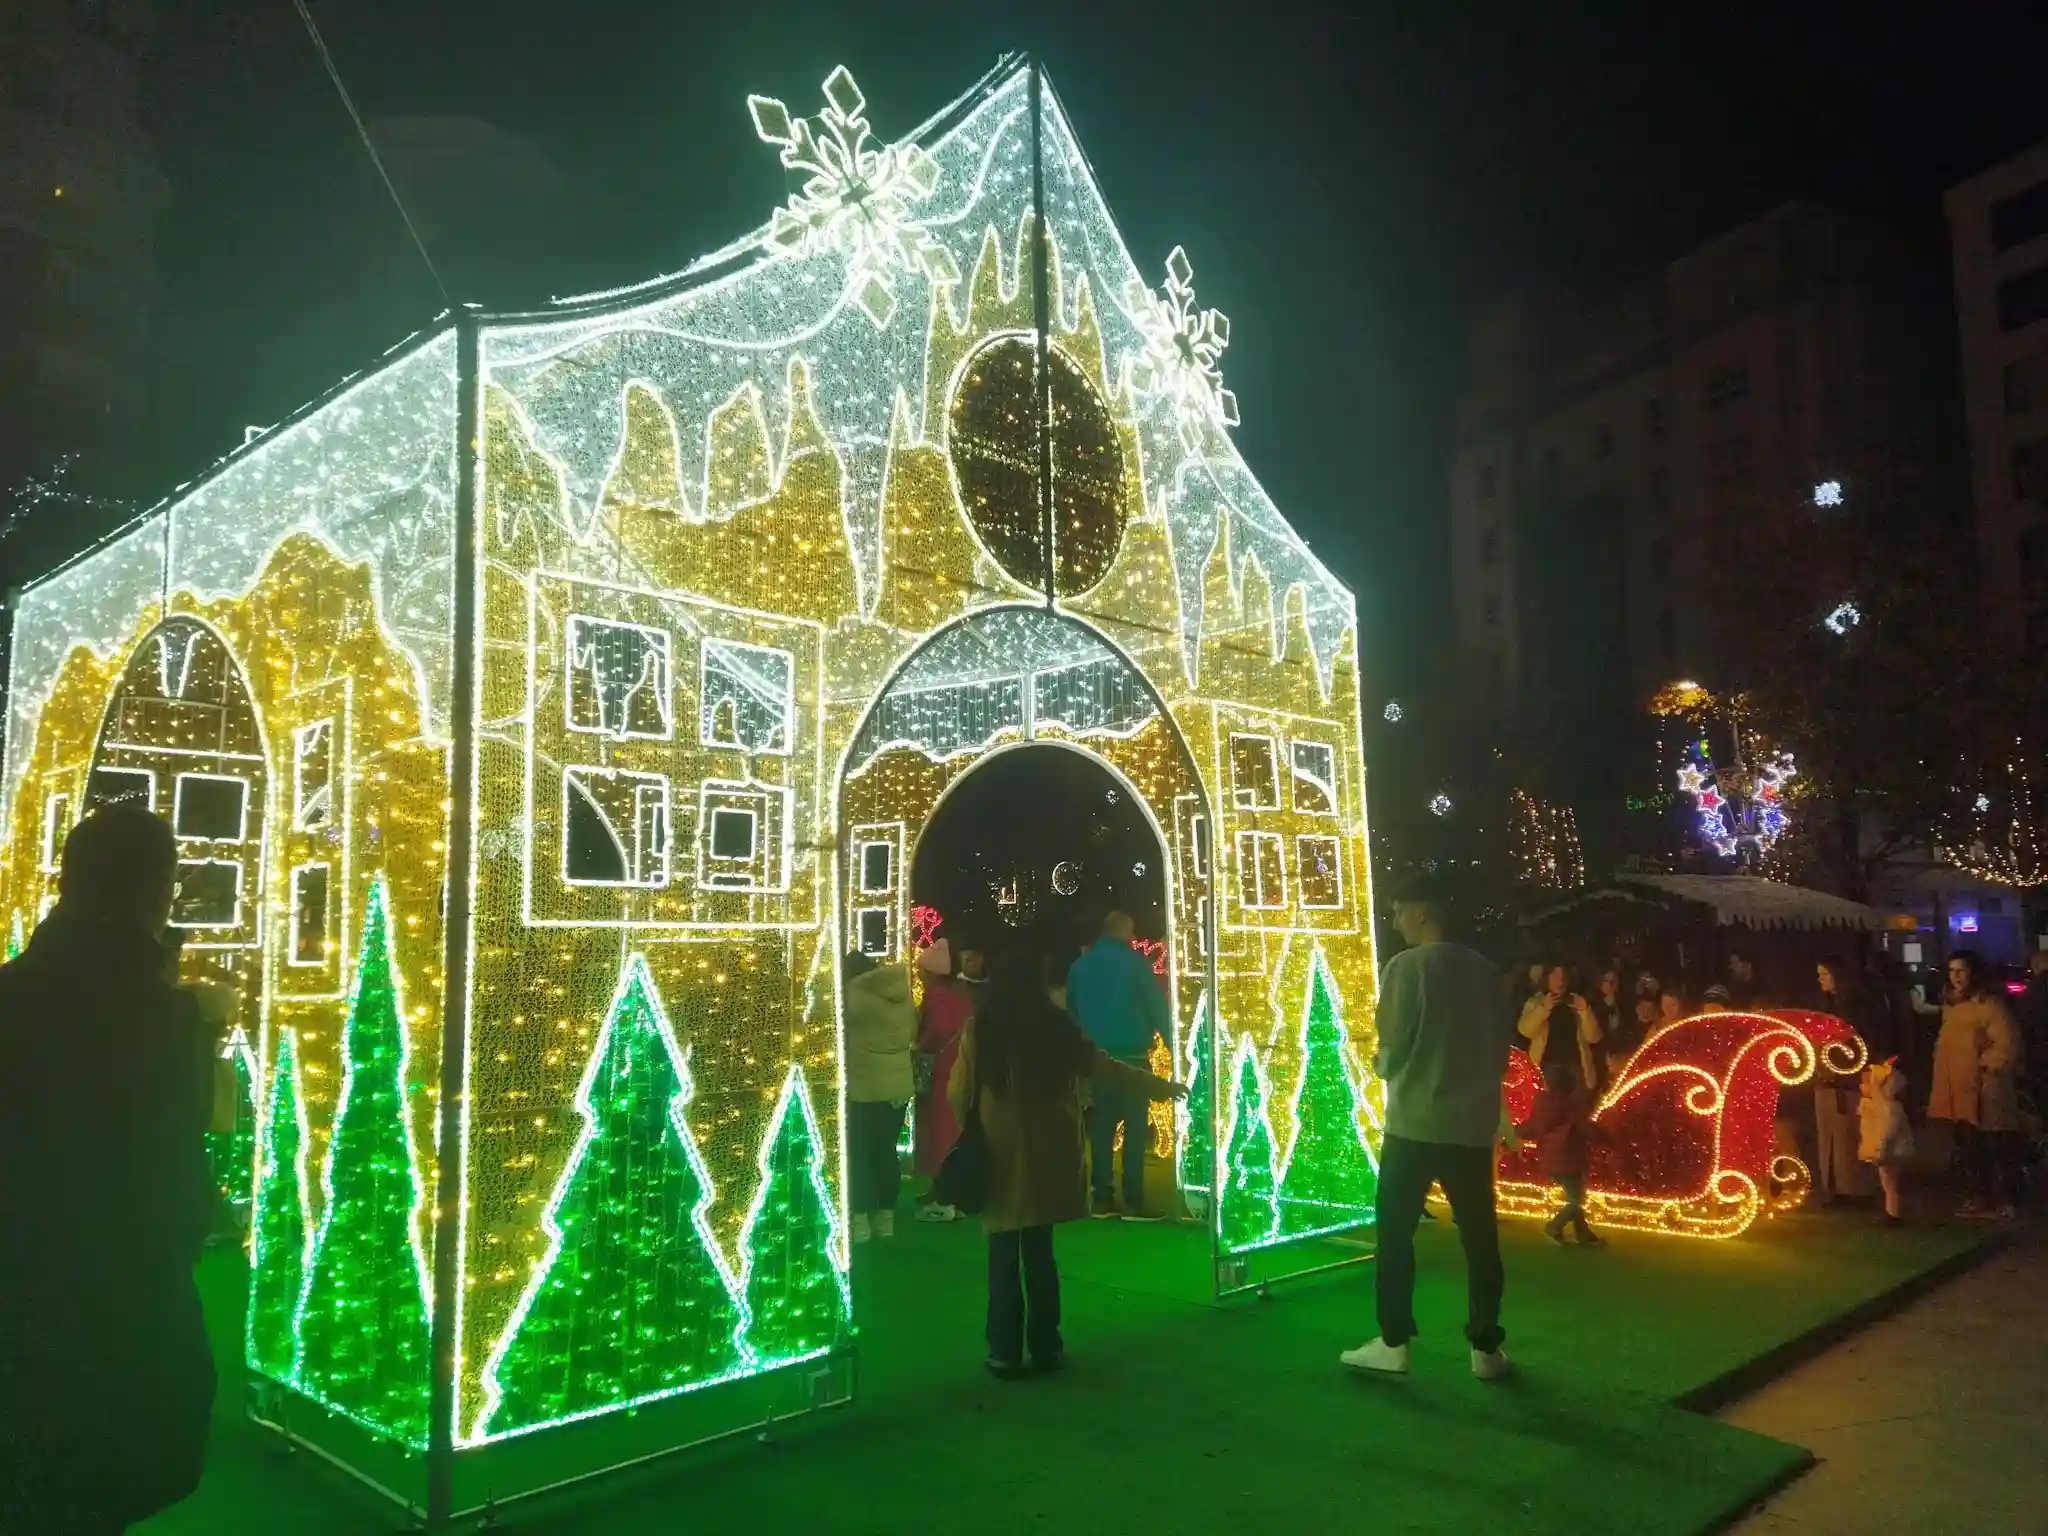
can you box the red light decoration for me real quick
[1131,936,1169,978]
[909,903,944,952]
[1499,1010,1865,1239]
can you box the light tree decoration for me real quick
[1124,246,1239,451]
[749,66,960,327]
[1508,788,1585,889]
[1944,743,2047,888]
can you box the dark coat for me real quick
[0,905,217,1530]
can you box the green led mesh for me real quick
[247,1026,308,1381]
[1219,1043,1281,1249]
[294,880,433,1445]
[1277,952,1378,1233]
[206,1034,257,1215]
[739,1067,849,1364]
[1178,993,1216,1195]
[481,955,749,1438]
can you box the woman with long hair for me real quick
[1517,962,1604,1090]
[948,948,1184,1376]
[912,938,983,1221]
[1928,949,2025,1220]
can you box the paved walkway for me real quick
[1723,1225,2048,1534]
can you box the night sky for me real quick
[133,2,2048,690]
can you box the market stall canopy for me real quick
[1616,874,1888,931]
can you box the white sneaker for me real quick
[1471,1346,1513,1381]
[851,1213,872,1244]
[916,1202,960,1223]
[874,1209,895,1237]
[1339,1338,1410,1375]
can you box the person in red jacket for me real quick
[913,937,985,1220]
[1517,1062,1606,1246]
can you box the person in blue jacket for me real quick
[1066,911,1173,1220]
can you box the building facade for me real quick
[1448,204,1942,849]
[1946,139,2048,654]
[0,0,168,495]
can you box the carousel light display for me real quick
[0,59,1382,1504]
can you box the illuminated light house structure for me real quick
[0,57,1380,1520]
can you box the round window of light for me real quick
[947,335,1126,596]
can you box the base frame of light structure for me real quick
[0,52,1383,1531]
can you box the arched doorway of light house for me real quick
[834,606,1217,1312]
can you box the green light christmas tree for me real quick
[206,1029,258,1217]
[247,1026,310,1381]
[1178,993,1217,1196]
[739,1065,849,1364]
[480,954,749,1438]
[1277,952,1378,1235]
[294,879,433,1445]
[1219,1039,1281,1250]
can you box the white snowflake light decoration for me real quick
[749,66,960,328]
[1823,601,1861,635]
[1383,699,1404,724]
[1813,480,1844,508]
[1124,245,1239,451]
[1429,793,1453,818]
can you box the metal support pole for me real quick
[427,312,483,1527]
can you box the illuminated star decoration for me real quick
[1812,480,1844,508]
[1823,601,1861,636]
[1678,741,1795,861]
[1428,793,1453,818]
[1383,700,1404,724]
[748,66,960,328]
[1125,246,1240,452]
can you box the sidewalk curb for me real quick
[1675,1227,2013,1417]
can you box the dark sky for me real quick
[135,1,2048,689]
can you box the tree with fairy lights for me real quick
[1178,994,1218,1198]
[247,1027,311,1381]
[738,1066,849,1364]
[206,1029,259,1219]
[294,880,432,1442]
[1278,957,1377,1233]
[1219,1041,1281,1249]
[482,955,748,1436]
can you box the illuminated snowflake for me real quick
[1823,601,1861,635]
[1975,793,1992,813]
[1813,480,1844,508]
[749,66,960,328]
[1383,700,1404,724]
[1124,246,1239,451]
[1131,860,1147,878]
[1428,793,1453,818]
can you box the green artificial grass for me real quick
[144,1212,1988,1535]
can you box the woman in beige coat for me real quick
[1927,950,2025,1219]
[949,949,1183,1375]
[843,951,918,1242]
[1518,965,1604,1089]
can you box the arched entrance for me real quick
[834,605,1216,1207]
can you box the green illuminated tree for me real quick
[1178,994,1217,1195]
[207,1030,258,1216]
[247,1027,310,1381]
[739,1066,849,1363]
[1278,956,1378,1234]
[294,880,432,1445]
[1219,1042,1281,1250]
[481,956,748,1437]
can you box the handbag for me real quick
[933,1036,992,1215]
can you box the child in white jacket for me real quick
[1858,1059,1914,1225]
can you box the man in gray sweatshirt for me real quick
[1342,872,1513,1380]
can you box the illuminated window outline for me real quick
[565,615,674,742]
[288,862,332,967]
[698,637,797,755]
[1229,732,1282,810]
[856,840,894,894]
[1236,829,1288,910]
[708,806,760,863]
[1296,834,1345,909]
[86,764,154,814]
[39,790,71,874]
[1289,740,1337,816]
[173,771,251,844]
[561,766,672,889]
[293,719,335,831]
[694,780,792,894]
[855,906,892,955]
[171,857,244,930]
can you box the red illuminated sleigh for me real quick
[1497,1010,1866,1239]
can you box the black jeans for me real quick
[1088,1062,1150,1205]
[987,1225,1062,1364]
[848,1100,906,1214]
[1958,1122,2026,1208]
[1374,1133,1506,1352]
